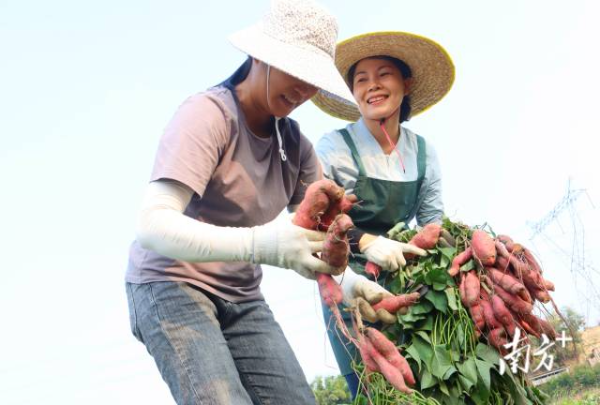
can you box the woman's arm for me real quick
[416,142,444,226]
[136,179,340,278]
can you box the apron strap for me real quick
[416,134,427,183]
[339,128,367,177]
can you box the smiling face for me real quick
[350,57,411,122]
[260,63,318,117]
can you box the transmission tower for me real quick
[526,179,599,322]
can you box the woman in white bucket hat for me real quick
[312,31,455,398]
[124,1,365,404]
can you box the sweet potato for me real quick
[521,313,544,338]
[464,271,481,307]
[317,273,343,307]
[480,291,502,330]
[321,214,353,269]
[494,240,511,259]
[471,230,496,266]
[469,302,486,336]
[365,328,415,388]
[372,292,420,314]
[358,338,378,373]
[293,179,343,230]
[448,247,473,277]
[319,194,357,230]
[530,287,551,303]
[495,254,511,273]
[364,261,381,279]
[487,327,508,352]
[405,223,441,259]
[368,344,412,393]
[522,248,543,274]
[542,278,555,292]
[487,268,532,303]
[516,317,541,339]
[440,228,456,247]
[493,284,533,314]
[491,294,516,337]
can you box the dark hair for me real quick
[347,56,413,122]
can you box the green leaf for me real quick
[458,373,475,391]
[475,358,494,391]
[411,300,434,315]
[438,379,450,396]
[445,287,458,311]
[414,330,431,344]
[476,343,500,364]
[460,259,475,272]
[412,336,434,370]
[415,315,434,331]
[431,345,453,379]
[442,365,457,380]
[425,290,448,313]
[399,310,426,324]
[406,344,422,371]
[424,267,450,287]
[457,358,478,387]
[420,369,437,390]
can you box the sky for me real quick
[1,0,600,403]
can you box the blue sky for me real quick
[1,0,599,403]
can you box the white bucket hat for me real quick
[228,0,355,105]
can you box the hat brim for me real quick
[312,31,455,121]
[228,24,356,105]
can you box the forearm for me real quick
[136,180,254,263]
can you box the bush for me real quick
[541,363,600,399]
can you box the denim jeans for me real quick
[126,281,316,405]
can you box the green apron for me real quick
[323,128,427,376]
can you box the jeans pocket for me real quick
[126,283,142,342]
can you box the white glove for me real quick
[252,217,342,280]
[334,267,396,323]
[361,236,427,271]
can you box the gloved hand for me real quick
[361,235,427,271]
[334,267,397,324]
[252,216,343,280]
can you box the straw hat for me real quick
[228,0,355,104]
[312,31,455,121]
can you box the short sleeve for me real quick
[290,135,323,205]
[150,93,230,197]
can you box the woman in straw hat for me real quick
[123,1,386,404]
[312,31,455,397]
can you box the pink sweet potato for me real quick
[364,261,381,279]
[493,284,533,314]
[372,292,420,314]
[320,214,353,270]
[464,271,481,307]
[471,230,496,266]
[405,223,442,259]
[293,179,343,230]
[487,268,532,303]
[448,247,473,277]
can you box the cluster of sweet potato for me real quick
[450,230,557,353]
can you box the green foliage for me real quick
[541,364,600,400]
[354,218,548,405]
[311,375,352,405]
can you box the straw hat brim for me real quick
[312,31,455,121]
[228,24,356,105]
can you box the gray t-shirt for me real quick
[126,86,321,302]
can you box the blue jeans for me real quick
[126,281,315,405]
